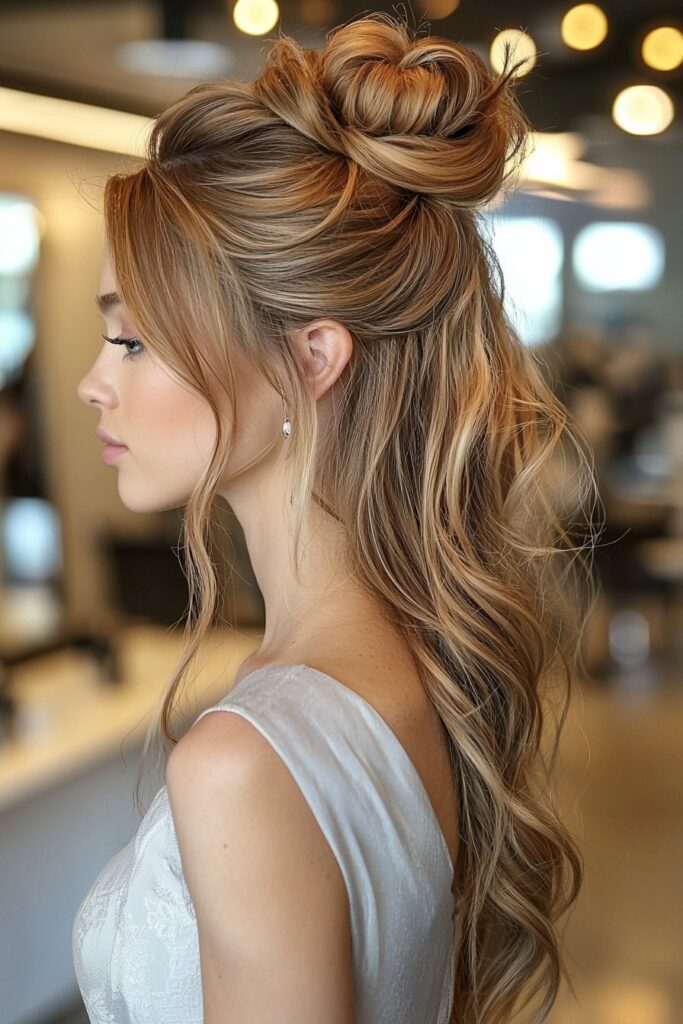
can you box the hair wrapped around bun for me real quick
[253,13,531,206]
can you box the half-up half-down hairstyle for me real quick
[103,12,600,1024]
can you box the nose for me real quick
[77,368,98,407]
[76,354,116,409]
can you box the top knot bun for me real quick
[253,13,530,207]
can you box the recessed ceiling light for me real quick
[561,4,608,51]
[489,29,537,77]
[233,0,280,36]
[612,84,675,136]
[641,26,683,72]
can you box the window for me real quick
[0,195,40,386]
[572,222,665,291]
[484,214,564,346]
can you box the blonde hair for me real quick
[103,13,601,1023]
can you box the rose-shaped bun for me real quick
[253,13,531,207]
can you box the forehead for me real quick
[99,244,117,294]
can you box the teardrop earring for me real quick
[281,394,291,438]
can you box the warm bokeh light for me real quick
[419,0,460,19]
[0,87,151,155]
[560,4,608,51]
[612,84,675,136]
[520,133,650,208]
[233,0,280,35]
[489,29,537,77]
[641,26,683,72]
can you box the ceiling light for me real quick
[489,29,537,77]
[561,4,608,51]
[641,26,683,72]
[612,84,675,136]
[233,0,280,36]
[0,87,151,155]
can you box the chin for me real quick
[117,481,190,515]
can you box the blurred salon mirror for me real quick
[0,193,65,656]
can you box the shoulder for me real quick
[166,708,356,1024]
[167,705,278,790]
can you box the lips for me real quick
[96,427,127,447]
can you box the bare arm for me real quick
[166,710,357,1024]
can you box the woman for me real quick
[74,12,598,1024]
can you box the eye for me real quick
[102,334,145,360]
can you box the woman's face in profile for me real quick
[77,246,218,514]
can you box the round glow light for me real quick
[233,0,279,36]
[489,29,537,77]
[560,4,608,51]
[642,26,683,72]
[612,84,674,136]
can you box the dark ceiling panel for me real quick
[0,0,679,130]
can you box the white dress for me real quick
[72,663,461,1023]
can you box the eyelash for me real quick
[102,334,145,361]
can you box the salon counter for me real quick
[0,623,261,1024]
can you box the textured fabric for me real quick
[72,663,461,1024]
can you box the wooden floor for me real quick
[549,664,682,1024]
[51,666,682,1024]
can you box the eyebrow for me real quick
[95,291,122,313]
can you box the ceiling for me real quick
[0,0,680,137]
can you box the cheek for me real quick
[129,373,217,479]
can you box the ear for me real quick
[289,320,354,401]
